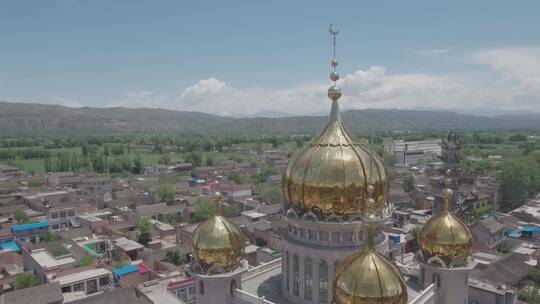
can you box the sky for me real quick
[1,0,539,116]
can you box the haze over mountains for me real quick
[1,101,539,136]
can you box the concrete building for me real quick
[0,282,64,304]
[384,139,442,155]
[48,207,77,231]
[472,216,506,249]
[53,268,112,298]
[136,203,175,223]
[11,221,49,243]
[114,237,145,260]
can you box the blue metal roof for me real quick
[113,264,138,277]
[388,235,401,244]
[522,227,540,233]
[11,221,49,233]
[0,240,20,252]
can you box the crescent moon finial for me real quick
[329,24,340,36]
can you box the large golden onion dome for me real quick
[282,60,387,219]
[191,189,245,273]
[419,182,473,267]
[333,216,407,304]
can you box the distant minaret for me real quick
[439,122,462,173]
[438,124,462,209]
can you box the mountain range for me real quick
[1,101,539,136]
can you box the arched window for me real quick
[285,252,290,291]
[230,280,237,295]
[304,258,313,300]
[293,255,299,296]
[199,280,204,295]
[319,260,328,303]
[432,273,441,288]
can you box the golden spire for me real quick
[212,180,222,216]
[328,24,342,102]
[363,185,377,249]
[419,170,473,267]
[282,25,387,219]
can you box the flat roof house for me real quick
[11,221,49,243]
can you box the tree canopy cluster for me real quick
[499,151,540,211]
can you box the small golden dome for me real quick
[333,226,407,304]
[191,191,245,273]
[282,99,387,218]
[419,186,472,267]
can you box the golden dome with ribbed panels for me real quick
[191,189,245,273]
[332,189,407,304]
[282,51,387,220]
[419,175,473,267]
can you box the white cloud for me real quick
[469,47,540,81]
[54,96,82,108]
[171,68,495,115]
[97,46,540,116]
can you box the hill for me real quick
[0,101,539,136]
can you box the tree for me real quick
[500,156,540,211]
[14,209,30,224]
[156,184,176,204]
[137,217,154,246]
[472,206,492,220]
[518,283,540,304]
[253,166,274,183]
[163,249,185,266]
[184,152,202,167]
[28,180,41,188]
[408,225,422,252]
[111,144,124,156]
[132,154,144,174]
[257,185,283,204]
[526,268,540,285]
[206,155,214,166]
[222,204,240,218]
[192,197,239,222]
[166,213,181,225]
[40,232,61,242]
[14,273,39,290]
[192,197,214,222]
[295,138,304,149]
[477,159,493,173]
[227,172,242,184]
[158,154,171,165]
[78,255,94,267]
[402,174,416,193]
[509,133,527,142]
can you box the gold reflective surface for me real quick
[333,226,407,304]
[419,188,472,266]
[191,193,245,272]
[282,100,387,218]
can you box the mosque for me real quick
[187,28,502,304]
